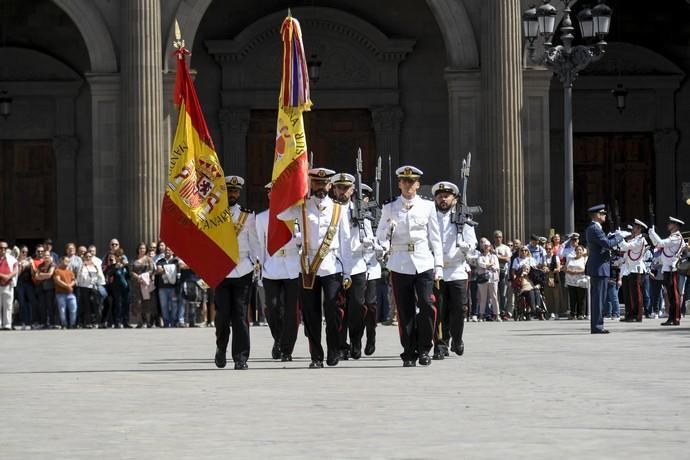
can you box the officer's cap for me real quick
[264,181,273,190]
[308,168,336,182]
[396,165,423,179]
[431,181,459,196]
[569,232,580,239]
[668,216,685,226]
[633,218,648,230]
[224,175,245,189]
[360,184,373,196]
[530,234,539,241]
[331,173,355,186]
[587,204,607,214]
[538,237,547,244]
[626,224,634,231]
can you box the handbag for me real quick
[476,272,490,284]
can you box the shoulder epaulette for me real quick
[241,207,254,214]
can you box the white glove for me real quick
[257,278,263,288]
[434,266,443,281]
[457,241,472,250]
[362,237,374,250]
[388,220,397,236]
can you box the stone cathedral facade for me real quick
[0,0,687,252]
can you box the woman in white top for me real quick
[565,245,589,320]
[476,238,501,321]
[76,252,106,327]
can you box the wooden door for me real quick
[245,109,377,212]
[574,133,654,231]
[0,141,56,246]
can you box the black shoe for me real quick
[661,320,679,326]
[591,329,610,334]
[271,342,281,360]
[281,353,293,362]
[234,361,248,370]
[432,351,444,361]
[351,348,362,360]
[364,340,376,356]
[402,359,416,367]
[214,348,226,369]
[340,349,350,361]
[309,360,324,369]
[326,353,340,367]
[452,340,465,356]
[443,349,450,357]
[418,353,432,366]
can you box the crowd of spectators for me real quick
[1,227,689,331]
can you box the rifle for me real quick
[388,154,393,201]
[375,156,382,205]
[452,152,483,237]
[648,195,655,230]
[370,156,383,229]
[309,151,314,169]
[352,148,368,242]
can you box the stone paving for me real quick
[2,319,690,459]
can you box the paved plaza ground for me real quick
[2,319,689,459]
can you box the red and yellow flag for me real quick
[267,15,311,255]
[160,46,238,287]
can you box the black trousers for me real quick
[621,274,643,321]
[364,279,378,344]
[215,274,252,363]
[300,273,344,361]
[567,286,587,318]
[663,271,681,323]
[344,272,367,354]
[263,277,301,355]
[390,269,436,361]
[433,279,467,353]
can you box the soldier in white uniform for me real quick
[430,181,477,360]
[331,173,369,360]
[376,166,443,367]
[214,175,260,370]
[255,182,302,362]
[649,217,686,326]
[361,184,384,356]
[618,219,648,322]
[278,168,354,368]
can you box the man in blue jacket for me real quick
[584,204,624,334]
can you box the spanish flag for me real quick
[267,14,311,255]
[160,45,238,287]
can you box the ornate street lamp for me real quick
[307,54,322,84]
[523,0,613,234]
[611,84,628,113]
[0,90,11,119]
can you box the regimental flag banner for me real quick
[267,14,311,255]
[160,42,238,288]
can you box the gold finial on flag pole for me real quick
[287,8,292,18]
[173,19,185,50]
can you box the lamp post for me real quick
[523,0,613,233]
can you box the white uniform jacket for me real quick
[648,229,685,273]
[278,196,353,277]
[226,204,260,279]
[375,195,443,275]
[363,218,383,280]
[255,210,301,280]
[436,210,477,281]
[345,202,370,276]
[618,234,647,276]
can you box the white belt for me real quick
[391,242,425,253]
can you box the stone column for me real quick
[444,69,481,204]
[53,135,79,245]
[654,129,679,226]
[371,105,403,197]
[121,0,164,253]
[523,67,553,236]
[481,0,525,239]
[85,73,120,249]
[218,107,251,177]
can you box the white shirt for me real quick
[649,229,685,273]
[565,256,588,287]
[436,209,477,281]
[278,195,353,277]
[255,209,301,280]
[477,252,500,283]
[0,254,18,288]
[376,195,443,275]
[363,218,383,280]
[618,234,647,276]
[344,201,370,276]
[226,204,260,278]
